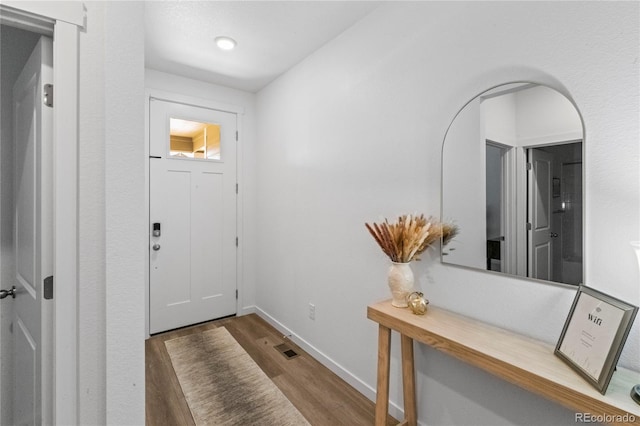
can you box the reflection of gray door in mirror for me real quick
[441,82,584,286]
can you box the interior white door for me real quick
[149,99,237,334]
[528,148,553,281]
[7,36,54,426]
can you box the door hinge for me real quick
[526,162,532,171]
[236,289,238,299]
[526,222,532,231]
[236,237,238,247]
[236,183,238,194]
[44,84,53,107]
[236,131,238,141]
[44,276,54,300]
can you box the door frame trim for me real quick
[144,88,245,337]
[1,1,84,27]
[52,21,80,426]
[0,3,83,425]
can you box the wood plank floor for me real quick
[146,314,398,426]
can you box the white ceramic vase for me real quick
[388,262,414,307]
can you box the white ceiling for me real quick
[144,1,381,93]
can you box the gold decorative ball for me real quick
[407,291,429,315]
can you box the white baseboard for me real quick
[250,305,405,422]
[238,305,256,316]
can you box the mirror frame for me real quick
[440,81,586,287]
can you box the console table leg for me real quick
[401,334,417,426]
[375,324,391,426]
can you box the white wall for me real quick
[484,91,518,145]
[77,3,106,422]
[442,98,486,268]
[104,3,146,424]
[515,85,583,146]
[77,2,146,424]
[254,2,639,425]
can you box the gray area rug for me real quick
[165,327,310,426]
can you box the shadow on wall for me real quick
[415,345,578,426]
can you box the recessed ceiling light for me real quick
[215,36,237,51]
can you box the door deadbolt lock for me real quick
[153,222,161,237]
[152,244,161,251]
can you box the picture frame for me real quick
[555,285,638,394]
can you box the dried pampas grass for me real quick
[365,214,458,263]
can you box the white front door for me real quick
[4,36,54,426]
[149,99,237,334]
[528,148,553,281]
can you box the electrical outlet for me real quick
[308,303,315,320]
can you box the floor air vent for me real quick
[274,343,299,360]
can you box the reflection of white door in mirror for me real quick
[528,148,553,281]
[527,143,583,285]
[485,143,508,272]
[441,82,584,286]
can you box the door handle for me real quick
[550,232,559,238]
[152,243,161,251]
[0,286,16,299]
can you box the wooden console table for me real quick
[368,299,640,426]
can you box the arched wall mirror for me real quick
[441,82,585,286]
